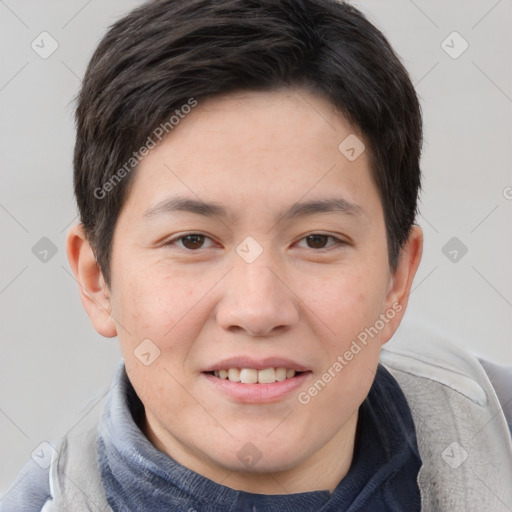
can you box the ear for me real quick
[66,224,117,338]
[380,225,423,344]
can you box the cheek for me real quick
[299,270,386,431]
[112,269,208,402]
[308,265,388,346]
[110,263,200,354]
[110,260,232,381]
[310,266,388,410]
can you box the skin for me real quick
[67,88,423,495]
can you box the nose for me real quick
[215,252,300,337]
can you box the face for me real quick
[70,88,422,493]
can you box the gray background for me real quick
[1,0,511,496]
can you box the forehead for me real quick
[120,88,381,223]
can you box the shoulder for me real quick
[380,320,511,431]
[0,446,53,512]
[1,394,108,512]
[379,320,512,510]
[476,357,512,435]
[1,424,106,512]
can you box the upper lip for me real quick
[203,357,310,373]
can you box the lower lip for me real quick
[202,372,311,403]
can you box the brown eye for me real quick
[305,234,330,249]
[181,234,205,249]
[165,233,216,251]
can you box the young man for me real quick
[2,0,511,511]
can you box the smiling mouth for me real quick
[205,367,308,384]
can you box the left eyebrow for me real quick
[277,197,363,221]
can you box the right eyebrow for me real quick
[142,197,228,220]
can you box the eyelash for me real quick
[164,233,347,252]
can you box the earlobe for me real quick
[380,225,423,344]
[66,224,118,338]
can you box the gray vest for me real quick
[41,335,512,511]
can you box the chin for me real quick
[209,437,308,474]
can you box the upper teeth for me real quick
[213,367,297,384]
